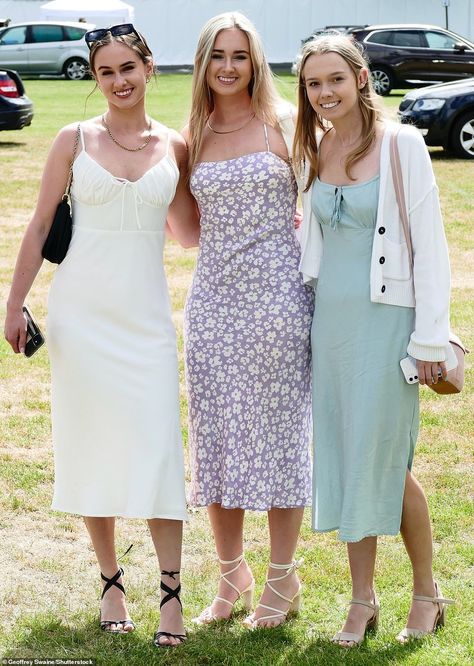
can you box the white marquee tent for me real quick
[1,0,473,66]
[40,0,134,24]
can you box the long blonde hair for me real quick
[188,12,281,168]
[293,33,385,190]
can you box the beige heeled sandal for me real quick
[332,595,380,647]
[243,559,302,629]
[192,553,254,625]
[396,581,454,642]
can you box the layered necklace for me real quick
[206,113,255,135]
[102,114,152,152]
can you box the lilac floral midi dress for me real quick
[184,126,314,511]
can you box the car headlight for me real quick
[412,99,446,111]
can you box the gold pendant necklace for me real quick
[102,114,152,152]
[206,113,255,135]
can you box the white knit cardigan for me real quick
[298,122,451,362]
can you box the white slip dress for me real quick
[46,125,188,520]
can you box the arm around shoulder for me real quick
[167,130,200,248]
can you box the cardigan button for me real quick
[378,226,385,234]
[379,256,385,264]
[381,285,386,293]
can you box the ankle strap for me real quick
[100,567,125,599]
[413,581,454,606]
[267,559,303,584]
[269,558,303,570]
[413,593,454,605]
[160,578,182,613]
[218,553,244,566]
[350,597,377,610]
[161,570,180,579]
[217,553,248,597]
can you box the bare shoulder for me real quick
[49,121,83,161]
[181,123,190,143]
[168,128,189,163]
[55,121,79,144]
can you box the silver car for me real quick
[0,21,94,80]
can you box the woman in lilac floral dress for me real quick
[184,12,314,629]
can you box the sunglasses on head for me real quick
[84,23,142,49]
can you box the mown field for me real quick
[0,75,473,666]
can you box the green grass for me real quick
[0,74,473,665]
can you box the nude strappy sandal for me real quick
[192,553,255,625]
[396,581,454,642]
[332,595,380,647]
[243,559,302,629]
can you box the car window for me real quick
[366,30,392,45]
[390,31,424,47]
[64,26,87,41]
[30,25,64,43]
[424,31,463,49]
[0,26,27,45]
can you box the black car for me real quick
[398,78,474,159]
[351,24,474,95]
[0,68,33,130]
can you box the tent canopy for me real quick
[40,0,134,24]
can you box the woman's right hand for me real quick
[416,359,447,386]
[4,306,27,354]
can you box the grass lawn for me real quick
[0,74,473,666]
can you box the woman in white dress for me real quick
[4,24,199,648]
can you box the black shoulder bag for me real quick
[42,123,81,264]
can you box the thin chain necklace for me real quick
[206,113,255,135]
[102,114,152,152]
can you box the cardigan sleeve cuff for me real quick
[407,339,447,362]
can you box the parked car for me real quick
[398,78,474,158]
[0,21,93,80]
[350,24,474,95]
[0,68,33,130]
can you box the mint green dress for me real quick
[311,176,419,543]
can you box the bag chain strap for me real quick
[62,123,81,202]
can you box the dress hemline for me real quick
[51,503,188,521]
[311,524,402,543]
[190,497,311,512]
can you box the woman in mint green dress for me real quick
[293,34,453,647]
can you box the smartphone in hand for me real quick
[23,305,45,357]
[400,347,458,384]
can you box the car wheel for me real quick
[370,66,393,96]
[450,111,474,159]
[63,58,89,81]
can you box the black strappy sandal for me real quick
[100,566,135,634]
[153,570,187,648]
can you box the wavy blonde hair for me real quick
[293,33,385,190]
[188,12,281,168]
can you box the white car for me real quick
[0,21,94,80]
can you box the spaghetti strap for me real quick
[78,124,85,151]
[263,123,270,152]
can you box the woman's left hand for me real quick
[294,210,303,229]
[416,360,447,385]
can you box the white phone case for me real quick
[400,345,458,384]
